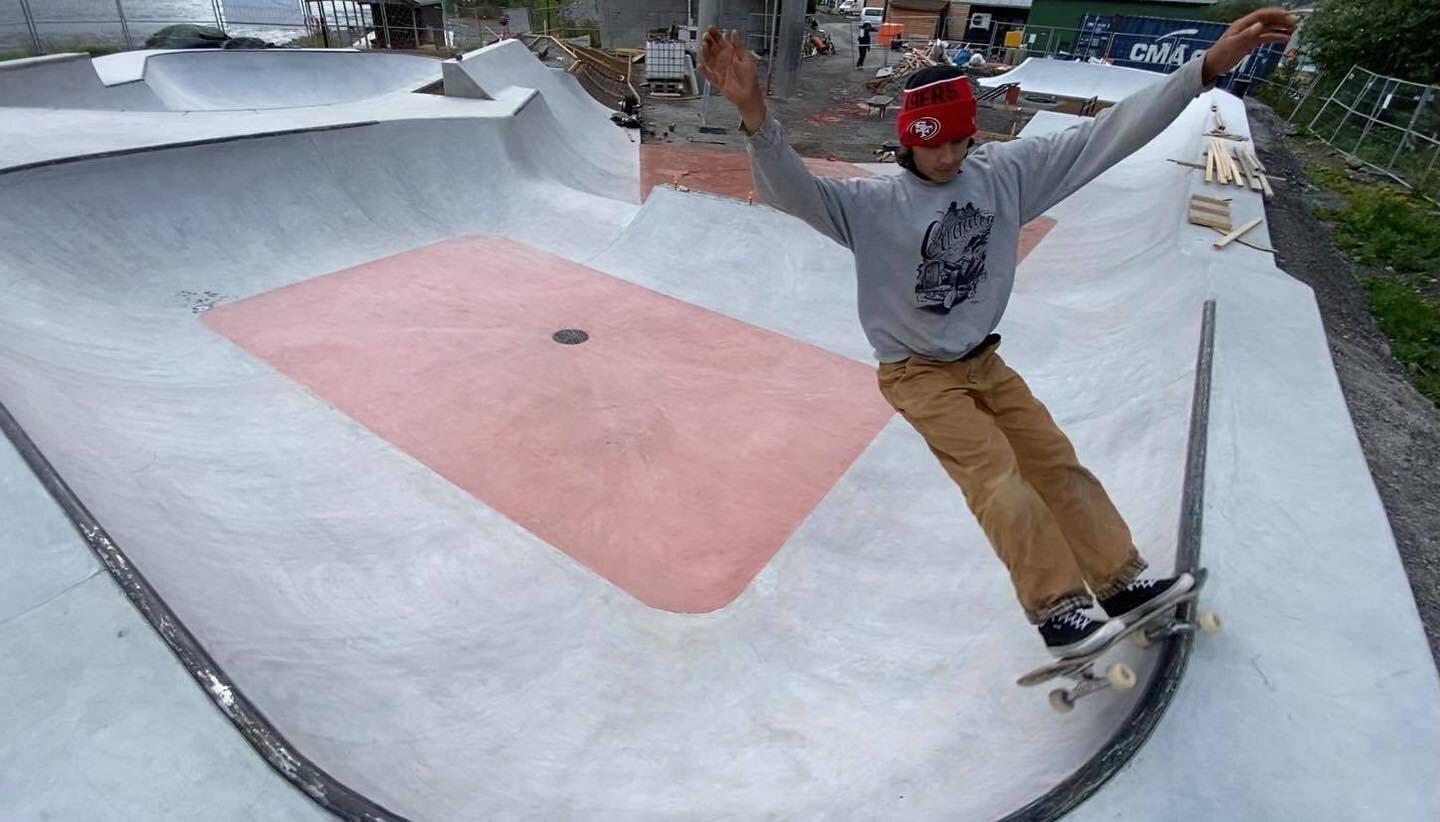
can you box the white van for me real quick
[860,6,885,26]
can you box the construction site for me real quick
[2,3,1439,820]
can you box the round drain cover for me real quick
[552,329,589,345]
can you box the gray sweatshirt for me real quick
[746,57,1208,363]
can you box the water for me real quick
[0,0,310,47]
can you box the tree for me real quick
[1303,0,1440,81]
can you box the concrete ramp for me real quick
[0,50,442,112]
[0,53,163,110]
[446,39,640,202]
[449,38,619,121]
[1017,109,1088,138]
[1,51,1437,821]
[980,57,1170,104]
[138,50,441,111]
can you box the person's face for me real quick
[911,138,972,182]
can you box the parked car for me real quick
[837,1,860,16]
[860,7,884,26]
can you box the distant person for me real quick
[698,10,1296,659]
[499,12,511,40]
[856,21,873,68]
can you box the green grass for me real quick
[1365,275,1440,402]
[1308,159,1440,404]
[1309,161,1440,272]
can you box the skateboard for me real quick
[1017,568,1220,713]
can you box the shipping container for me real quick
[1029,0,1209,52]
[1078,14,1283,91]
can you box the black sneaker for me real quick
[1038,609,1125,659]
[1098,572,1196,623]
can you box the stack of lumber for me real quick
[1204,136,1273,198]
[864,50,938,94]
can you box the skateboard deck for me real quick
[1017,569,1217,708]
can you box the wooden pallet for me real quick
[647,79,685,97]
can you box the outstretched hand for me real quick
[698,26,766,131]
[1201,7,1297,84]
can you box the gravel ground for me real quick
[1246,98,1440,668]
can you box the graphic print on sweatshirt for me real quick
[914,201,996,312]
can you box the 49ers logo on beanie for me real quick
[898,75,977,148]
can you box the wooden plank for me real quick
[1188,209,1231,231]
[1232,150,1255,190]
[1218,140,1238,185]
[1258,169,1275,197]
[1206,225,1274,253]
[1209,139,1226,183]
[1245,152,1264,191]
[1212,216,1262,248]
[1188,194,1229,210]
[1244,147,1276,197]
[1234,148,1253,188]
[1204,147,1215,183]
[1192,194,1231,206]
[1168,158,1206,170]
[1189,200,1229,217]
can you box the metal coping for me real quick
[1000,298,1217,821]
[0,396,408,821]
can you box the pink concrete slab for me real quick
[641,144,870,202]
[204,237,895,613]
[1019,216,1057,259]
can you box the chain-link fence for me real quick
[443,2,601,53]
[0,0,320,54]
[301,0,444,51]
[0,0,610,56]
[1252,64,1439,203]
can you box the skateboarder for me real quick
[699,10,1294,658]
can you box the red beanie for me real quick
[897,74,977,148]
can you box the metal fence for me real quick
[0,0,603,55]
[443,2,601,53]
[813,14,1278,91]
[0,0,313,53]
[1252,64,1439,202]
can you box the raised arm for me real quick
[991,7,1296,223]
[698,26,860,248]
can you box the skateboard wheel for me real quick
[1106,662,1137,690]
[1048,689,1075,713]
[1198,611,1223,633]
[1130,629,1152,648]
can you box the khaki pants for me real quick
[877,340,1145,623]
